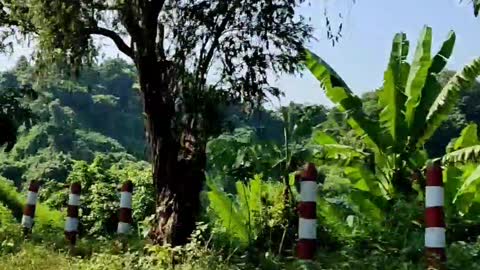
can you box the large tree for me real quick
[0,1,312,244]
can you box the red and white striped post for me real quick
[65,182,81,247]
[117,180,133,235]
[425,162,446,269]
[21,180,40,235]
[297,163,318,260]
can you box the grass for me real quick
[0,177,64,231]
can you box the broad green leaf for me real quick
[453,124,479,150]
[317,197,351,237]
[208,188,249,245]
[410,32,456,145]
[455,164,480,197]
[349,191,384,222]
[305,50,384,150]
[430,31,456,73]
[344,166,382,197]
[236,176,262,219]
[310,130,366,161]
[443,145,480,163]
[453,164,480,215]
[419,57,480,145]
[443,165,463,206]
[408,149,429,168]
[311,129,337,145]
[378,33,409,148]
[405,26,433,130]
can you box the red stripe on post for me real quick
[425,207,445,228]
[301,163,318,181]
[118,208,133,223]
[297,163,318,260]
[426,164,443,186]
[70,182,82,194]
[297,239,316,260]
[120,181,134,192]
[298,202,316,219]
[65,231,77,246]
[23,205,36,216]
[425,163,446,269]
[67,205,79,217]
[28,181,40,192]
[65,182,81,247]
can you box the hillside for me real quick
[0,57,146,187]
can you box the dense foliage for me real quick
[4,22,480,268]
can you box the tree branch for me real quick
[88,27,134,59]
[197,1,240,85]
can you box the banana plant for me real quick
[442,124,480,213]
[305,26,480,197]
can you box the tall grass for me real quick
[0,177,64,231]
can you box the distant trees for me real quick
[0,84,37,152]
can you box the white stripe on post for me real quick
[21,216,33,228]
[65,217,79,232]
[65,182,81,247]
[300,181,317,202]
[425,162,446,269]
[68,194,81,206]
[22,181,40,231]
[117,222,131,234]
[118,181,133,235]
[297,163,318,261]
[26,192,38,205]
[299,218,317,239]
[119,192,133,209]
[425,227,446,248]
[426,186,444,208]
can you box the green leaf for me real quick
[311,129,337,145]
[378,33,409,148]
[430,31,456,73]
[443,165,463,206]
[207,188,249,246]
[405,26,433,130]
[409,32,456,146]
[419,57,480,145]
[349,191,384,222]
[305,50,383,149]
[455,164,480,198]
[443,145,480,163]
[454,124,479,150]
[344,166,382,197]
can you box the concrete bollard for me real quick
[65,182,81,247]
[425,162,446,269]
[117,180,133,235]
[21,180,40,235]
[297,163,318,260]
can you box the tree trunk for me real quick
[139,59,205,245]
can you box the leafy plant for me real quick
[305,26,480,197]
[206,174,293,251]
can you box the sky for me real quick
[0,0,479,108]
[270,0,480,107]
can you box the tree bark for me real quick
[138,58,205,246]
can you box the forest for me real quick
[1,1,480,270]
